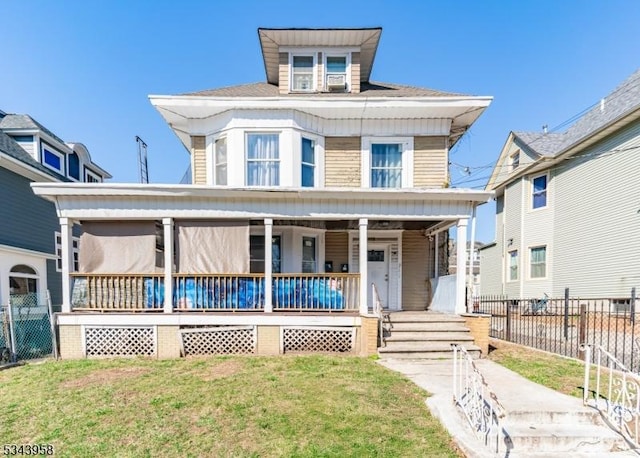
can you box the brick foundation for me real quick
[461,313,490,356]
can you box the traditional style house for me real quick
[33,28,493,359]
[480,68,640,302]
[0,110,110,308]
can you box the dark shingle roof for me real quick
[513,68,640,158]
[0,130,68,181]
[183,81,465,98]
[0,114,67,145]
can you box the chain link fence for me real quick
[1,292,56,365]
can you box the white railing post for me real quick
[60,217,73,313]
[163,218,174,313]
[359,218,368,315]
[264,218,273,313]
[582,344,591,405]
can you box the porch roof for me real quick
[31,183,493,221]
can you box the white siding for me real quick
[553,120,640,298]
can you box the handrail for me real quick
[371,283,385,347]
[452,344,507,454]
[582,343,640,447]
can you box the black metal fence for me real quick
[477,288,640,369]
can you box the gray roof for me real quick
[0,130,69,181]
[184,81,465,98]
[0,114,68,146]
[512,68,640,157]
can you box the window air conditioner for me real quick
[326,74,346,91]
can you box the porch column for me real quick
[359,218,368,315]
[434,232,439,277]
[455,217,469,315]
[163,218,173,314]
[60,217,73,313]
[264,218,273,313]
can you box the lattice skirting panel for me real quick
[84,326,156,357]
[180,326,256,356]
[282,326,356,353]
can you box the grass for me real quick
[0,356,461,457]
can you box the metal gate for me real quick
[1,291,56,365]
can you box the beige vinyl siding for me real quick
[351,52,360,93]
[324,137,361,187]
[413,136,448,187]
[402,230,430,311]
[278,52,289,94]
[553,119,640,298]
[504,178,523,298]
[191,136,206,185]
[316,52,323,91]
[324,232,349,272]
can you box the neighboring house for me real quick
[0,110,110,308]
[480,68,640,300]
[449,240,484,295]
[33,27,493,359]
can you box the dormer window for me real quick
[42,145,64,173]
[291,55,315,91]
[325,55,348,91]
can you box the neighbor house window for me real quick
[68,152,80,180]
[250,235,281,273]
[325,55,347,90]
[291,55,314,91]
[43,147,64,172]
[530,246,546,278]
[55,232,79,272]
[85,169,101,183]
[301,137,315,187]
[532,174,547,209]
[214,136,227,185]
[508,250,518,281]
[510,151,520,171]
[302,236,317,273]
[9,265,38,297]
[371,143,402,188]
[246,133,279,186]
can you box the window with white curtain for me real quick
[301,137,315,187]
[508,250,518,281]
[214,136,227,185]
[291,55,314,91]
[530,246,546,278]
[371,143,402,188]
[246,133,280,186]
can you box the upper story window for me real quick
[246,133,279,186]
[291,55,315,91]
[301,137,315,187]
[508,250,518,281]
[85,169,102,183]
[42,146,64,173]
[68,152,80,180]
[532,174,547,209]
[371,144,403,188]
[214,136,228,185]
[510,151,520,171]
[325,55,347,91]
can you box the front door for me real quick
[367,244,389,310]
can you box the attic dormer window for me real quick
[291,55,315,91]
[325,55,347,91]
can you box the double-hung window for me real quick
[250,235,281,273]
[214,137,227,185]
[301,137,315,187]
[246,133,279,186]
[291,55,314,91]
[371,143,403,188]
[530,246,546,278]
[302,236,317,273]
[325,55,347,90]
[532,175,547,209]
[508,250,518,281]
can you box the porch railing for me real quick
[272,273,359,311]
[582,343,640,447]
[71,273,359,312]
[71,274,164,311]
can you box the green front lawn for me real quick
[0,356,460,457]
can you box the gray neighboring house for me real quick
[0,110,111,307]
[480,68,640,300]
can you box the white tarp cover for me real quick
[176,220,249,273]
[430,274,457,314]
[79,221,156,273]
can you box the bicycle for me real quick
[526,293,550,315]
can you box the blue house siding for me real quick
[46,259,62,307]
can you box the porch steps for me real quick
[378,311,480,360]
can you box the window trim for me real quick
[324,53,351,91]
[509,150,520,172]
[531,173,549,210]
[41,144,65,173]
[508,249,518,282]
[301,235,318,273]
[249,233,282,274]
[85,168,102,183]
[529,245,547,280]
[55,231,80,272]
[245,132,281,187]
[361,136,414,188]
[289,53,317,92]
[301,136,316,188]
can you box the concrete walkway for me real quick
[379,358,637,457]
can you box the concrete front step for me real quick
[503,423,626,454]
[387,322,470,332]
[385,331,475,342]
[507,409,603,425]
[379,343,481,360]
[386,312,466,324]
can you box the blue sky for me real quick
[2,1,639,242]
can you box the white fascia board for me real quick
[0,152,59,182]
[0,243,57,260]
[31,182,494,204]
